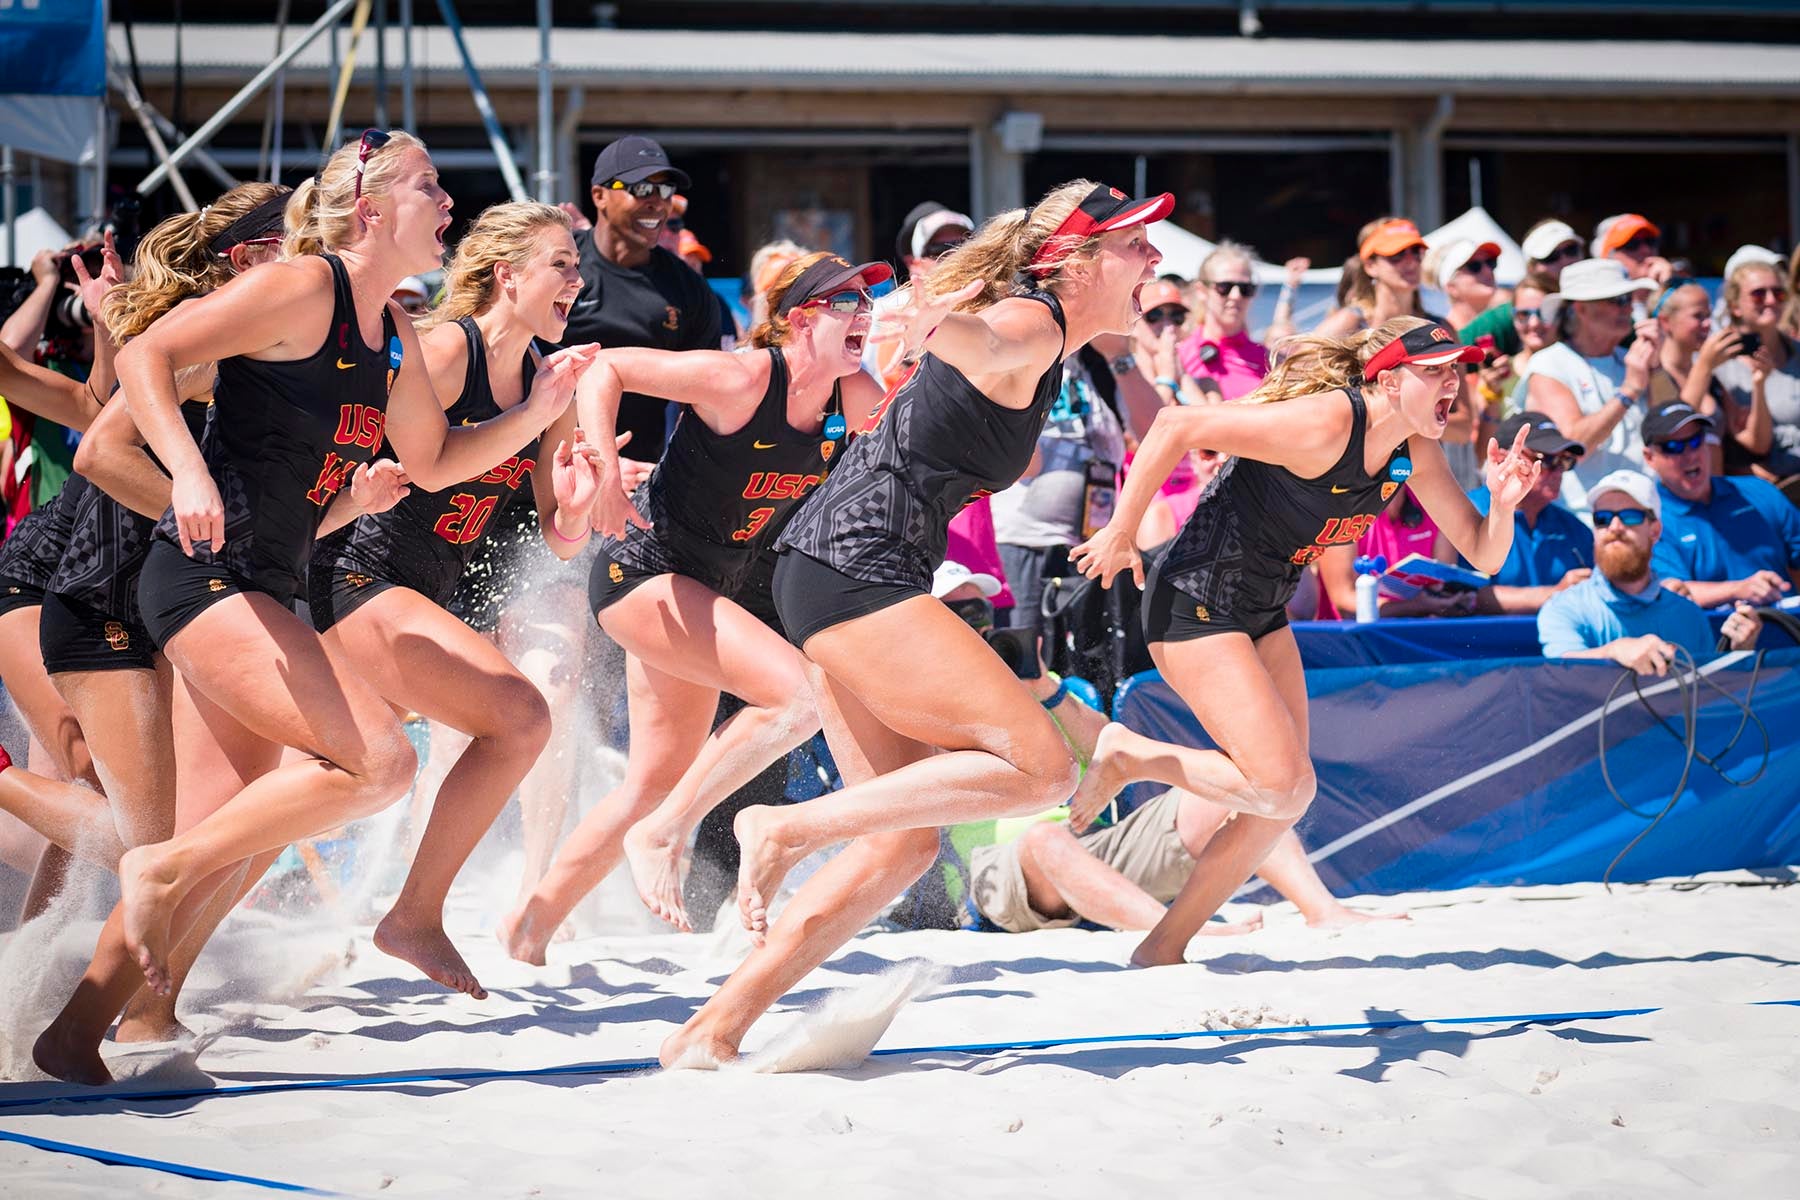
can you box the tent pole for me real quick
[436,0,528,201]
[110,58,199,211]
[399,0,416,132]
[374,0,389,129]
[2,145,15,268]
[137,0,360,198]
[535,0,554,201]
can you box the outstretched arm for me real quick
[1408,425,1534,575]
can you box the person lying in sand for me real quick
[891,563,1408,939]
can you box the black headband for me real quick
[206,190,291,256]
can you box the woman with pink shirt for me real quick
[1315,485,1476,619]
[1177,242,1272,401]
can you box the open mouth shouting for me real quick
[434,217,452,251]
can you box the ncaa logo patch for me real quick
[1389,456,1414,484]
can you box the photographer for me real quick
[1711,260,1799,484]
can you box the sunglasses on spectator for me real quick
[922,240,965,258]
[1590,295,1633,309]
[607,179,679,201]
[804,289,872,315]
[1619,236,1660,255]
[1533,452,1579,472]
[1381,246,1424,263]
[1208,280,1258,298]
[1144,305,1189,325]
[1654,432,1707,455]
[1513,307,1545,324]
[353,128,393,201]
[1539,242,1582,264]
[1462,257,1498,274]
[1748,286,1789,305]
[1592,509,1651,529]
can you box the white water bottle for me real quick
[1355,571,1380,624]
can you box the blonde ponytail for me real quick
[282,130,430,259]
[1248,316,1429,405]
[919,179,1098,312]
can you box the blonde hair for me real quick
[1246,316,1429,406]
[748,250,835,349]
[420,201,570,329]
[1724,258,1781,319]
[748,239,807,297]
[1199,239,1256,283]
[920,179,1098,311]
[102,182,289,343]
[283,130,430,258]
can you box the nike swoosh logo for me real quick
[1330,485,1350,494]
[753,440,777,450]
[336,358,355,370]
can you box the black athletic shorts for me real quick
[39,590,159,673]
[587,551,663,618]
[0,573,43,619]
[771,549,921,650]
[1141,564,1290,645]
[305,560,400,634]
[138,540,282,649]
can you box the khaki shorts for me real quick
[968,790,1196,933]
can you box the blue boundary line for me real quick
[0,1125,340,1194]
[3,999,1795,1113]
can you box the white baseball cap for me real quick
[931,559,1003,600]
[1722,244,1783,283]
[1433,237,1502,290]
[1588,469,1661,520]
[1521,220,1583,264]
[1553,258,1659,303]
[911,210,974,260]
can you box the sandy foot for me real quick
[31,1019,113,1086]
[117,844,181,996]
[1199,911,1265,937]
[733,806,808,944]
[1304,905,1412,930]
[623,822,690,933]
[659,1024,738,1071]
[374,913,487,999]
[112,1011,195,1045]
[494,902,552,967]
[1068,723,1134,832]
[748,961,947,1074]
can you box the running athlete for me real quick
[498,250,887,955]
[1067,317,1538,967]
[33,131,595,1085]
[308,201,608,998]
[0,239,122,917]
[659,181,1171,1068]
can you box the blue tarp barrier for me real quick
[1112,650,1800,896]
[0,0,105,97]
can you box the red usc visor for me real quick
[1362,321,1484,378]
[1030,184,1174,275]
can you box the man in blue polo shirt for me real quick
[1539,470,1762,673]
[1469,412,1595,613]
[1639,400,1800,609]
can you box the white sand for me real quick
[1,873,1797,1198]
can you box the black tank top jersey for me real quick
[49,399,212,614]
[153,254,399,601]
[776,290,1068,590]
[1157,388,1410,617]
[0,474,85,590]
[318,316,540,604]
[603,347,841,594]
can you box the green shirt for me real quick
[1459,302,1521,356]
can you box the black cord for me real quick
[1596,616,1785,889]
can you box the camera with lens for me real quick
[5,199,140,348]
[945,597,1043,680]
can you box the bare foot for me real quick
[733,805,808,945]
[375,911,487,999]
[624,821,691,932]
[1128,931,1189,968]
[1068,722,1135,832]
[113,1009,195,1045]
[1305,906,1412,930]
[496,902,552,967]
[117,844,183,996]
[33,1019,114,1086]
[660,1021,740,1071]
[1198,911,1265,937]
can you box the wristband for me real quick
[1040,676,1069,710]
[1276,283,1296,307]
[549,513,587,543]
[1154,376,1179,391]
[1614,389,1640,409]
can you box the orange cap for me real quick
[1359,219,1426,259]
[677,228,711,263]
[1138,279,1187,312]
[1598,213,1660,254]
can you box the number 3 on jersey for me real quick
[729,506,774,544]
[434,493,498,545]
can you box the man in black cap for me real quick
[1640,400,1800,609]
[561,134,722,461]
[1469,411,1595,614]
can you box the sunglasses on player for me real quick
[804,289,872,315]
[353,128,393,201]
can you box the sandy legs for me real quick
[500,574,815,957]
[664,596,1079,1066]
[500,582,590,913]
[326,586,553,1000]
[34,592,415,1084]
